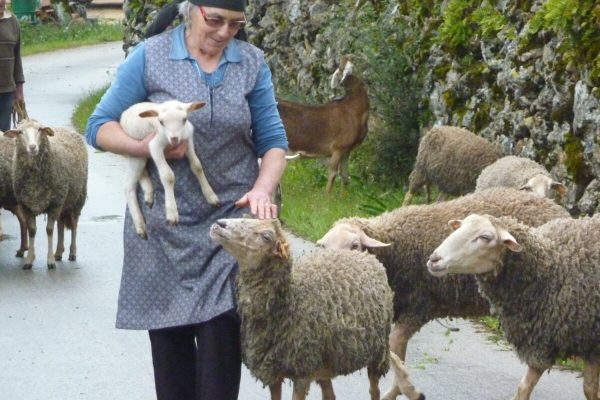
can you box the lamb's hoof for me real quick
[47,263,56,270]
[137,231,148,240]
[55,254,63,261]
[207,195,220,207]
[145,200,154,209]
[15,250,25,258]
[68,254,76,261]
[22,263,32,270]
[168,219,179,226]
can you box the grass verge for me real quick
[72,85,108,133]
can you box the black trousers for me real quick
[0,91,14,131]
[148,309,241,400]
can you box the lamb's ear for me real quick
[139,110,159,118]
[551,181,567,197]
[498,229,522,252]
[448,219,462,230]
[3,129,21,138]
[274,239,290,261]
[188,102,206,112]
[40,127,54,136]
[359,231,390,249]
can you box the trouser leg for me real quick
[0,91,15,131]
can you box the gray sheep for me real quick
[317,188,569,399]
[402,126,501,206]
[4,119,88,269]
[476,155,566,201]
[0,135,28,257]
[428,214,600,400]
[210,218,418,400]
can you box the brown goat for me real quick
[278,56,369,193]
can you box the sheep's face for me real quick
[4,119,54,156]
[427,214,522,277]
[209,218,289,267]
[140,101,205,146]
[317,222,389,251]
[519,174,566,200]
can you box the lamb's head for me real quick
[330,55,354,89]
[139,100,205,146]
[210,218,290,267]
[427,214,522,277]
[4,119,54,156]
[519,174,566,199]
[317,222,389,251]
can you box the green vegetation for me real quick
[20,20,123,56]
[72,85,108,133]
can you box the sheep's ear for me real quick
[274,239,290,261]
[359,231,390,249]
[498,229,522,253]
[551,181,567,197]
[519,184,531,191]
[188,102,206,112]
[3,129,21,138]
[139,110,159,118]
[448,219,462,230]
[40,127,54,136]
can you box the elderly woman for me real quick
[84,0,288,399]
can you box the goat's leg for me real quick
[326,152,343,193]
[269,379,283,400]
[68,214,79,261]
[23,213,36,269]
[125,157,150,239]
[512,366,543,400]
[383,351,424,400]
[149,141,179,225]
[367,367,381,400]
[139,167,154,208]
[583,362,599,400]
[317,379,335,400]
[292,379,310,400]
[45,213,58,269]
[339,152,351,188]
[55,218,65,261]
[185,137,219,206]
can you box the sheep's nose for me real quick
[28,144,36,152]
[427,253,441,268]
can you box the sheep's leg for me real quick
[583,362,599,400]
[139,167,154,208]
[23,213,36,269]
[149,141,179,225]
[185,137,219,206]
[326,152,343,193]
[7,204,28,257]
[512,366,543,400]
[292,379,310,400]
[45,214,58,269]
[269,379,283,400]
[317,379,335,400]
[125,157,149,239]
[389,322,419,361]
[55,219,65,261]
[367,367,381,400]
[68,214,79,261]
[383,352,424,400]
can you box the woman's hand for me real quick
[235,188,277,219]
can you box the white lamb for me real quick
[120,100,219,239]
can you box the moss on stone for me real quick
[563,133,593,185]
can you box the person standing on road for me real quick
[84,0,288,398]
[0,0,25,131]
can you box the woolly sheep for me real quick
[120,100,219,239]
[4,119,88,269]
[402,126,501,206]
[209,218,422,400]
[317,188,569,399]
[428,214,600,400]
[476,155,566,200]
[0,135,28,257]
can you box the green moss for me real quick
[473,103,491,131]
[433,63,452,81]
[563,133,593,185]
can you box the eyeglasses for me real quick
[199,7,246,31]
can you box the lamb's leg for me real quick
[583,362,599,400]
[149,140,178,225]
[68,214,79,261]
[317,379,335,400]
[45,214,58,269]
[292,379,310,400]
[512,366,543,400]
[383,351,424,400]
[23,213,36,269]
[55,219,65,261]
[326,152,343,193]
[185,137,219,206]
[139,167,154,208]
[269,379,283,400]
[367,367,381,400]
[125,157,150,239]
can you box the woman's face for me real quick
[189,6,245,56]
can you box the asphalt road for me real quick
[0,42,585,400]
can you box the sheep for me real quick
[317,188,569,400]
[0,134,28,257]
[278,55,369,193]
[4,119,88,269]
[209,217,424,400]
[402,126,502,206]
[119,100,219,239]
[428,213,600,400]
[475,155,566,201]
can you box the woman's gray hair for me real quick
[178,0,197,27]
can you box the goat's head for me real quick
[330,55,355,89]
[4,119,54,156]
[139,100,205,146]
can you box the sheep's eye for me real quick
[350,242,360,251]
[477,235,492,243]
[260,232,273,242]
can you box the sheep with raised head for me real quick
[475,155,566,201]
[119,100,219,239]
[402,126,501,206]
[428,213,600,400]
[210,218,422,400]
[4,119,88,269]
[0,135,28,257]
[317,188,569,399]
[278,55,369,193]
